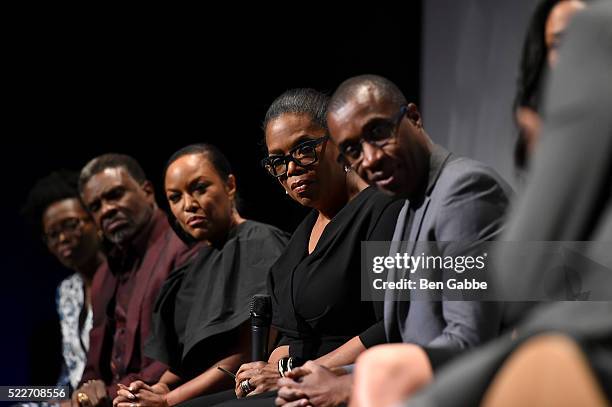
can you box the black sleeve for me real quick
[358,320,387,348]
[277,336,291,349]
[357,196,403,348]
[422,346,464,372]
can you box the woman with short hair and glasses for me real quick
[22,170,104,405]
[179,88,403,407]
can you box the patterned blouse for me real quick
[56,273,92,390]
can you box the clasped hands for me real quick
[112,381,170,407]
[234,360,350,407]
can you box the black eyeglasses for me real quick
[262,136,329,178]
[43,217,85,245]
[337,105,407,168]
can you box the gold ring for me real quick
[77,393,90,406]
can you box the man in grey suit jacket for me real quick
[327,74,511,353]
[381,144,510,348]
[274,75,511,407]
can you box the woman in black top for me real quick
[221,88,402,402]
[112,144,289,407]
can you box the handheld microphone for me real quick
[250,294,272,361]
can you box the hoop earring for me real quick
[344,165,352,173]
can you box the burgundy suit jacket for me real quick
[80,209,200,397]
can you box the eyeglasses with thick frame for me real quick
[262,135,329,178]
[43,217,86,245]
[337,105,408,168]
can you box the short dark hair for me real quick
[22,170,81,236]
[263,88,330,133]
[79,153,147,194]
[329,74,407,113]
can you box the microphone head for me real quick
[251,294,272,322]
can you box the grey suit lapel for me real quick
[402,145,452,257]
[402,199,430,254]
[384,145,451,341]
[394,201,428,339]
[384,200,409,341]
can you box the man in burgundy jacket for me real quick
[73,154,200,406]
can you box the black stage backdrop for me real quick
[1,5,422,387]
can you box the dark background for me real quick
[1,5,422,386]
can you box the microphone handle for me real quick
[251,324,270,361]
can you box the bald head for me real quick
[329,74,407,115]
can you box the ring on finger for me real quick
[240,379,253,394]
